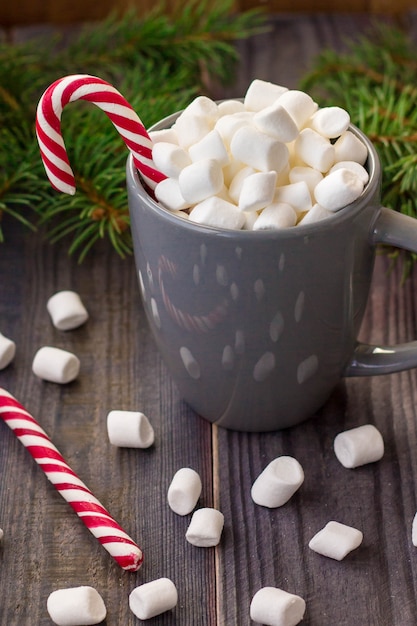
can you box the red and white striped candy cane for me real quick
[0,388,143,572]
[36,74,166,194]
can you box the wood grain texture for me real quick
[1,13,417,626]
[0,0,415,27]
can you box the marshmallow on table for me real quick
[251,456,304,508]
[107,410,154,448]
[0,333,16,369]
[244,79,288,111]
[250,587,306,626]
[309,521,363,561]
[167,467,202,515]
[253,202,297,230]
[189,197,246,230]
[46,290,88,331]
[334,423,384,468]
[32,346,80,384]
[129,578,178,620]
[179,158,224,204]
[314,168,364,212]
[238,171,277,212]
[47,586,106,626]
[185,507,224,547]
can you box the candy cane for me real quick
[0,388,143,572]
[36,74,166,194]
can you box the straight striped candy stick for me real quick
[36,73,166,194]
[0,387,143,572]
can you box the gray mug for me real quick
[127,112,417,432]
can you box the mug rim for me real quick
[127,113,381,240]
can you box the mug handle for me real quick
[345,206,417,376]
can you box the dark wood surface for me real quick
[1,13,417,626]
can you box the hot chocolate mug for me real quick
[127,112,417,432]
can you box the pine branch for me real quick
[0,0,265,260]
[301,22,417,273]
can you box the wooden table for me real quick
[1,13,417,626]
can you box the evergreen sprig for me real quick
[301,22,417,274]
[0,0,265,260]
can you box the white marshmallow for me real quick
[309,521,363,561]
[253,202,297,230]
[185,507,224,547]
[333,130,368,165]
[129,578,178,620]
[251,456,304,508]
[217,99,246,116]
[297,203,332,226]
[181,95,219,122]
[47,586,106,626]
[329,160,369,185]
[46,291,89,331]
[152,142,191,178]
[309,106,350,138]
[179,159,224,204]
[314,167,364,211]
[230,125,289,173]
[32,346,80,384]
[149,127,178,145]
[242,210,259,230]
[173,114,212,149]
[253,103,299,142]
[189,197,245,230]
[412,512,417,546]
[0,333,16,369]
[238,171,277,212]
[214,111,253,147]
[334,424,384,468]
[294,128,335,172]
[250,587,306,626]
[228,166,256,203]
[244,79,288,111]
[277,89,318,128]
[167,467,202,515]
[154,177,189,212]
[274,181,312,214]
[188,129,229,166]
[107,410,154,448]
[289,166,323,195]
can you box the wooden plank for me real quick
[0,220,216,625]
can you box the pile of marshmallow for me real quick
[150,79,369,230]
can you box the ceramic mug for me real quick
[127,112,417,432]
